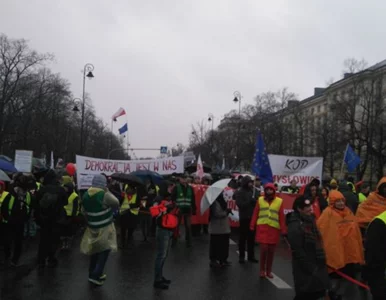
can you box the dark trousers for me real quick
[154,227,172,282]
[89,250,110,280]
[120,213,138,246]
[3,223,24,264]
[238,218,255,260]
[38,225,60,265]
[177,213,192,245]
[209,234,230,262]
[139,213,151,240]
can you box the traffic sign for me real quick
[160,146,168,154]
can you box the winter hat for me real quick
[293,195,312,210]
[92,174,107,189]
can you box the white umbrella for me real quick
[0,169,11,182]
[200,178,231,215]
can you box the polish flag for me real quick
[196,154,204,179]
[112,107,126,121]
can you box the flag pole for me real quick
[339,144,349,180]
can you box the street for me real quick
[0,229,371,300]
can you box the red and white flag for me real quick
[196,154,204,179]
[112,107,126,121]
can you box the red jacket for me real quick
[250,196,287,245]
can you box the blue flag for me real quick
[344,144,361,172]
[118,123,128,135]
[251,132,273,184]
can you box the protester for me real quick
[119,184,140,248]
[358,183,370,203]
[281,180,299,194]
[307,184,327,220]
[346,176,356,194]
[250,183,286,278]
[317,190,364,299]
[209,193,231,268]
[35,169,68,270]
[80,174,119,286]
[193,176,201,184]
[321,187,329,203]
[1,174,31,267]
[356,177,386,227]
[61,182,79,249]
[364,210,386,300]
[139,178,158,242]
[202,176,211,186]
[338,181,359,214]
[152,182,177,289]
[253,176,262,197]
[0,180,12,253]
[286,196,329,300]
[171,174,196,247]
[330,179,338,190]
[234,175,258,264]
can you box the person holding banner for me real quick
[250,183,286,278]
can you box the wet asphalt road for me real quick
[0,228,372,300]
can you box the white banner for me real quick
[14,150,33,173]
[76,155,184,190]
[268,154,323,186]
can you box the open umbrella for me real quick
[0,158,17,173]
[110,173,144,186]
[200,178,231,215]
[129,170,164,185]
[0,169,11,182]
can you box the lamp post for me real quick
[233,91,242,168]
[208,113,214,131]
[79,63,95,155]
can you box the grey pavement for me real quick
[0,229,372,300]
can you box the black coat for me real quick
[286,212,329,294]
[233,176,255,220]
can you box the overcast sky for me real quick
[1,0,386,158]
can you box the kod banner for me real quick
[76,155,184,189]
[268,154,323,186]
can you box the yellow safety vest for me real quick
[64,192,79,217]
[257,196,283,229]
[0,191,9,206]
[374,211,386,225]
[36,182,41,191]
[358,193,367,203]
[121,194,139,215]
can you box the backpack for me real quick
[39,192,66,224]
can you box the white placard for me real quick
[76,155,185,189]
[14,150,33,173]
[268,154,323,186]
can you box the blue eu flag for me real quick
[251,132,273,184]
[344,144,361,172]
[118,123,128,135]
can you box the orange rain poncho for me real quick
[356,177,386,227]
[317,190,364,272]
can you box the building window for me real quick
[311,108,315,115]
[317,105,321,113]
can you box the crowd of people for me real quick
[0,168,386,300]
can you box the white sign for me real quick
[268,154,323,186]
[76,155,184,189]
[14,150,33,173]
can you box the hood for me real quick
[310,178,321,187]
[376,177,386,193]
[241,176,253,188]
[264,183,276,198]
[87,187,104,197]
[44,169,59,185]
[329,190,345,206]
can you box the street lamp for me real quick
[208,113,214,131]
[233,91,242,168]
[79,63,95,154]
